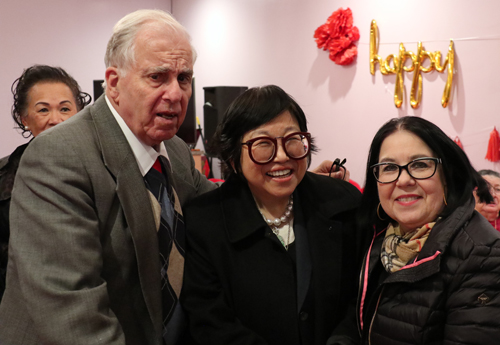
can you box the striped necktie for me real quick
[144,156,186,344]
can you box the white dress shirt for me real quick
[105,95,170,176]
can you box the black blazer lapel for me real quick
[293,191,312,312]
[220,176,267,243]
[296,173,360,312]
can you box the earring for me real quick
[377,203,386,221]
[24,126,29,130]
[443,193,448,206]
[229,161,237,174]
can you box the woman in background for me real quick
[0,65,91,300]
[181,85,365,345]
[358,116,500,345]
[474,169,500,231]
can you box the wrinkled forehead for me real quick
[484,175,500,187]
[27,81,76,104]
[134,23,194,61]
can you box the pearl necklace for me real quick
[259,196,294,249]
[260,195,293,227]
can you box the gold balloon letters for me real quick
[370,20,454,109]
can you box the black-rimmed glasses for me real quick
[241,132,311,165]
[371,157,442,184]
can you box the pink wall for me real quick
[173,0,500,184]
[1,0,499,185]
[0,0,172,157]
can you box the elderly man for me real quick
[0,8,345,345]
[0,9,214,345]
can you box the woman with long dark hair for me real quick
[357,116,500,344]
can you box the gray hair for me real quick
[479,169,500,178]
[104,9,197,72]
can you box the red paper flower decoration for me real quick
[314,7,359,65]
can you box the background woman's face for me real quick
[377,130,445,233]
[22,82,78,137]
[239,111,307,207]
[474,174,500,221]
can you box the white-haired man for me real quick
[0,9,214,345]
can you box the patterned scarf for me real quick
[381,221,437,273]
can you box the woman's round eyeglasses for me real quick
[241,132,311,165]
[371,157,442,184]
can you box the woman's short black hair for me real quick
[11,65,91,137]
[209,85,317,179]
[359,116,492,231]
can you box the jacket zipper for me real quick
[358,227,384,335]
[368,285,385,345]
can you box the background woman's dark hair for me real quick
[210,85,317,179]
[358,116,493,231]
[11,65,92,137]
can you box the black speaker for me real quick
[203,86,247,154]
[176,79,197,147]
[93,80,104,102]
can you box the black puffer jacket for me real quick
[358,197,500,345]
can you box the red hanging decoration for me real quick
[485,127,500,162]
[313,8,359,65]
[453,136,464,150]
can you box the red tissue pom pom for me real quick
[314,8,359,66]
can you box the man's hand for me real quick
[311,160,350,182]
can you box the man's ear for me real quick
[105,67,120,104]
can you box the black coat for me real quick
[0,143,28,301]
[181,172,365,345]
[358,197,500,345]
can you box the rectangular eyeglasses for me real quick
[371,157,442,184]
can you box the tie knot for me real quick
[152,157,163,173]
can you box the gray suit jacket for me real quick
[0,96,216,345]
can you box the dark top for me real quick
[0,142,29,301]
[181,172,365,345]
[358,197,500,345]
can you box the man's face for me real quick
[108,24,193,147]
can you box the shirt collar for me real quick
[105,95,170,176]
